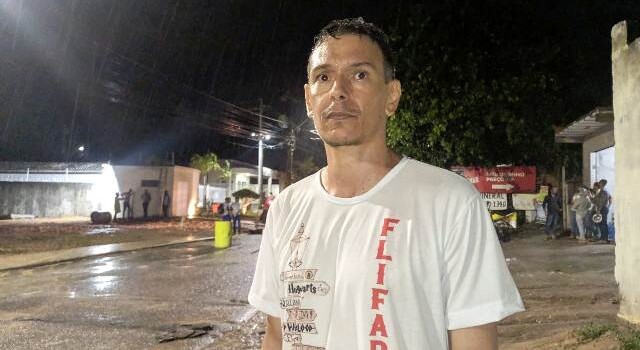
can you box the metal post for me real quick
[258,138,263,202]
[562,166,569,231]
[257,99,264,204]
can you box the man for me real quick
[123,188,134,220]
[162,190,171,219]
[231,196,242,234]
[249,18,524,350]
[593,179,611,242]
[542,186,562,239]
[570,186,592,242]
[141,189,152,219]
[222,197,233,221]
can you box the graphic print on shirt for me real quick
[279,222,329,349]
[369,217,400,349]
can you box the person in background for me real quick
[570,186,592,242]
[222,197,233,221]
[543,186,562,239]
[123,188,134,220]
[113,193,122,221]
[141,189,152,219]
[585,182,600,239]
[162,190,171,219]
[593,179,612,242]
[231,196,242,234]
[569,189,580,238]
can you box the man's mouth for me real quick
[322,108,358,120]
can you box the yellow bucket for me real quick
[214,220,232,249]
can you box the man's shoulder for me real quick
[398,158,478,198]
[269,171,318,211]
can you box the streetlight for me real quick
[77,145,85,152]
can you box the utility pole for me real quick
[257,98,264,204]
[288,128,296,183]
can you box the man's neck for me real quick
[321,143,401,198]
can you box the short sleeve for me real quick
[248,206,282,317]
[442,194,525,330]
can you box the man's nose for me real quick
[329,76,349,101]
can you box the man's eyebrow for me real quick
[309,64,332,75]
[309,61,377,75]
[350,62,376,69]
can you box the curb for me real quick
[0,236,214,272]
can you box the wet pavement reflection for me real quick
[0,234,264,349]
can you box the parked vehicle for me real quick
[491,212,518,243]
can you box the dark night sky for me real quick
[0,1,638,169]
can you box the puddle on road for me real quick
[91,259,117,274]
[85,226,120,235]
[89,275,118,293]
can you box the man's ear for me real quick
[385,79,402,117]
[304,84,314,118]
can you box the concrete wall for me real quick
[0,182,93,217]
[171,166,200,217]
[582,128,615,187]
[112,166,171,218]
[612,21,640,324]
[0,165,200,219]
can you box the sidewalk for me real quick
[0,232,214,271]
[0,217,260,271]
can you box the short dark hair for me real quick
[308,17,395,82]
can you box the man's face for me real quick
[304,35,401,148]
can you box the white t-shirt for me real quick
[249,158,524,349]
[231,202,242,215]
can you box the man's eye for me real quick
[316,74,329,82]
[355,71,368,80]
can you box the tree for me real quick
[232,188,260,199]
[190,152,225,206]
[386,1,578,173]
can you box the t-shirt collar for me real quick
[314,156,409,205]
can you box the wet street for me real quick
[0,235,264,350]
[0,226,619,349]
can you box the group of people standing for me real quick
[219,193,275,234]
[113,189,171,221]
[571,179,612,242]
[221,197,242,234]
[543,179,612,242]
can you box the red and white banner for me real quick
[453,166,537,193]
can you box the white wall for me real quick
[112,166,171,218]
[583,129,614,187]
[612,21,640,324]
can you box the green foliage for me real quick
[386,3,579,171]
[232,189,259,199]
[219,160,232,181]
[620,330,640,350]
[190,154,232,181]
[190,153,223,174]
[575,323,615,343]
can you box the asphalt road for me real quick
[0,235,264,350]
